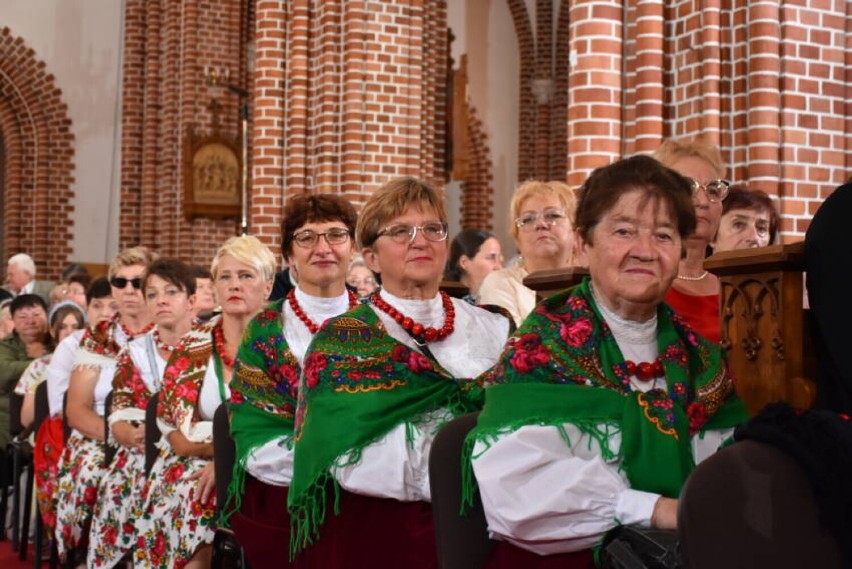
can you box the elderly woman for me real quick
[88,259,198,567]
[713,185,778,252]
[445,228,503,303]
[134,236,276,569]
[467,155,747,568]
[289,177,512,567]
[479,180,576,326]
[226,194,358,569]
[54,246,157,565]
[653,139,728,343]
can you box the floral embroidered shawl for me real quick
[225,301,301,516]
[463,278,747,507]
[158,316,218,443]
[74,315,125,371]
[288,303,484,556]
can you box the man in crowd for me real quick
[0,294,49,447]
[4,253,54,304]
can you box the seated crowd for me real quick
[5,136,842,569]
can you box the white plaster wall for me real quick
[448,0,522,258]
[1,0,124,265]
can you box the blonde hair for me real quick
[109,246,159,278]
[356,177,447,249]
[210,235,276,282]
[652,138,726,179]
[509,180,578,240]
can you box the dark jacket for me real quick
[0,332,34,446]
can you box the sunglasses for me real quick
[110,276,143,290]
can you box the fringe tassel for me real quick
[289,473,339,561]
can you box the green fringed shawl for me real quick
[225,301,301,521]
[462,278,747,509]
[287,304,485,557]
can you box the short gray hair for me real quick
[8,253,36,277]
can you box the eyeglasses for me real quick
[292,228,351,249]
[110,276,143,290]
[348,276,376,287]
[688,179,730,203]
[376,222,449,244]
[514,208,567,231]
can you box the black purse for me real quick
[599,525,681,569]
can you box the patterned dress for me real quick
[133,317,226,569]
[88,331,166,567]
[54,316,130,561]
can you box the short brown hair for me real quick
[509,180,577,240]
[357,177,447,249]
[109,246,159,278]
[280,194,358,258]
[722,185,779,244]
[576,155,696,246]
[652,138,726,180]
[142,258,197,296]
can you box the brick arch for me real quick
[505,0,535,182]
[460,105,495,231]
[0,27,74,278]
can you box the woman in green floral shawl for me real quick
[226,193,359,569]
[289,177,512,568]
[467,155,747,568]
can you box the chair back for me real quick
[103,390,116,465]
[213,403,236,513]
[34,381,49,433]
[62,392,71,442]
[678,439,841,568]
[144,395,161,474]
[429,412,494,569]
[9,392,24,440]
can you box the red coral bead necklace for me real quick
[213,321,235,368]
[153,328,177,352]
[288,289,358,334]
[625,359,665,382]
[371,290,455,343]
[119,320,154,340]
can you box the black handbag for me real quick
[599,525,681,569]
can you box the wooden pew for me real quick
[523,245,815,415]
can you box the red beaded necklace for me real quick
[213,321,235,368]
[153,328,177,352]
[371,291,455,343]
[625,359,665,382]
[287,289,358,334]
[119,320,154,340]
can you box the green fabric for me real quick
[463,278,748,509]
[0,333,33,447]
[288,303,483,555]
[226,301,300,521]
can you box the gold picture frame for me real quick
[183,125,242,220]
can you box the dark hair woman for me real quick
[445,228,503,303]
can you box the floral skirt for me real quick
[34,416,65,532]
[133,448,216,569]
[53,431,107,559]
[88,446,147,567]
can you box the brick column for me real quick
[633,0,664,153]
[700,0,722,139]
[567,0,623,187]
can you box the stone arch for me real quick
[0,27,75,279]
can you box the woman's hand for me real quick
[189,462,216,507]
[167,429,214,459]
[112,421,145,450]
[651,497,678,530]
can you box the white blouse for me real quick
[472,292,732,555]
[246,288,352,486]
[331,291,511,502]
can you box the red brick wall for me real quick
[0,27,75,279]
[460,106,494,231]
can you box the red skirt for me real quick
[297,490,437,569]
[34,416,65,531]
[228,475,294,569]
[485,541,595,569]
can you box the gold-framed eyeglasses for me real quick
[514,208,567,232]
[376,222,449,244]
[688,179,730,203]
[292,228,351,248]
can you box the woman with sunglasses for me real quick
[133,236,276,569]
[87,258,197,568]
[479,180,577,326]
[55,246,158,566]
[222,194,358,569]
[654,139,729,344]
[289,177,511,567]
